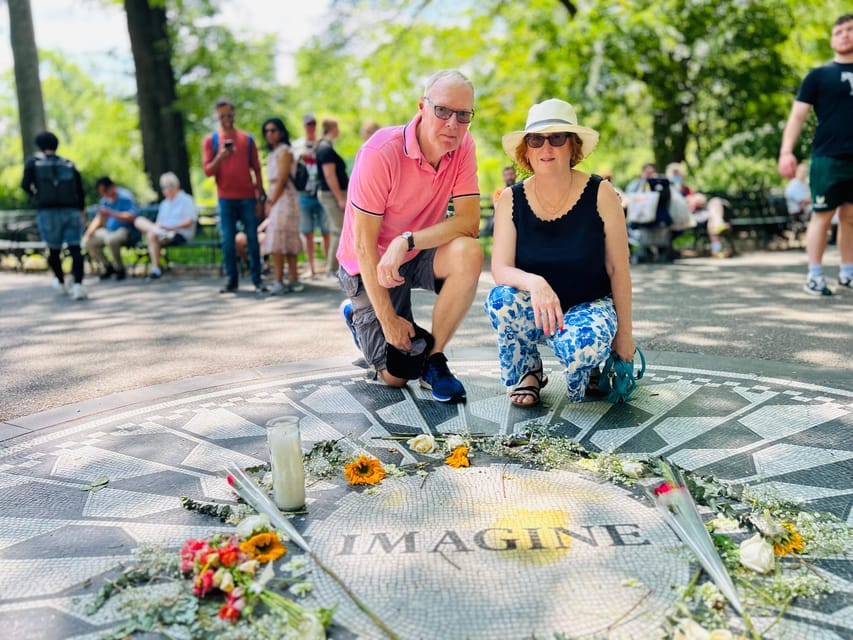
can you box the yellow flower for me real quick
[773,522,804,556]
[344,455,386,485]
[445,446,470,468]
[239,532,287,563]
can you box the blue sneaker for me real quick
[340,299,359,348]
[420,352,467,403]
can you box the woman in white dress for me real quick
[261,118,304,294]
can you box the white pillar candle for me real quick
[266,416,306,511]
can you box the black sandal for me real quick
[509,366,548,408]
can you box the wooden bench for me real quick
[684,191,799,255]
[0,206,223,274]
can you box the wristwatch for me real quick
[401,231,415,251]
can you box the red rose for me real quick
[219,603,241,622]
[193,568,215,597]
[653,481,675,496]
[218,542,242,568]
[179,539,206,573]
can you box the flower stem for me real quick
[308,550,400,639]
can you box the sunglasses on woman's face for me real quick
[525,132,571,148]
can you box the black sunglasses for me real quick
[423,97,474,124]
[525,132,571,148]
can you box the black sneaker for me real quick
[99,264,116,281]
[115,269,127,281]
[220,282,238,293]
[420,352,467,403]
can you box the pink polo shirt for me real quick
[336,113,479,276]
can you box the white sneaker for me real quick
[51,278,68,295]
[270,281,287,295]
[70,283,88,300]
[803,276,832,296]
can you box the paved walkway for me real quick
[1,249,852,638]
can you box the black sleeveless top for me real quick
[512,174,612,311]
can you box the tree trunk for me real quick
[123,0,192,197]
[7,0,46,162]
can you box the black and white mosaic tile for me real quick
[0,359,851,638]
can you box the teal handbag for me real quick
[599,347,646,403]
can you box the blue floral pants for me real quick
[485,286,617,401]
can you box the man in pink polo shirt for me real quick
[337,69,483,403]
[202,97,267,293]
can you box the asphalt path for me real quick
[1,247,851,425]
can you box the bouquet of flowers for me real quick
[180,514,332,633]
[650,460,744,615]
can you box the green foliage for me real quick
[0,52,153,209]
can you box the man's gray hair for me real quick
[423,69,474,98]
[159,172,180,189]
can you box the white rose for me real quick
[445,435,467,452]
[236,513,271,539]
[739,533,775,573]
[673,619,710,640]
[620,460,644,478]
[407,434,437,454]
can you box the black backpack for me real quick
[33,155,79,208]
[292,160,309,191]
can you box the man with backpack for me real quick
[292,113,329,278]
[202,97,267,293]
[20,131,88,300]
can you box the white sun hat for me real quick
[501,98,600,162]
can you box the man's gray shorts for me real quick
[338,248,440,371]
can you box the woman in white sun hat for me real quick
[484,98,635,407]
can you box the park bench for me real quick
[0,205,223,274]
[684,190,800,255]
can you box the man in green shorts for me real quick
[779,13,853,296]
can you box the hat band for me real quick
[526,117,576,130]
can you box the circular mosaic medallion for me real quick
[304,465,687,639]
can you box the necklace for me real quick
[533,173,574,218]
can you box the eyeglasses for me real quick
[525,132,571,148]
[423,97,474,124]
[218,112,235,120]
[263,128,279,134]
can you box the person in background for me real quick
[292,113,329,279]
[483,165,519,237]
[134,172,197,280]
[778,14,853,296]
[486,98,634,407]
[83,176,138,281]
[665,162,692,197]
[261,117,304,294]
[337,69,482,403]
[316,118,349,276]
[360,120,380,141]
[202,97,267,294]
[624,162,656,194]
[20,131,88,300]
[686,193,731,258]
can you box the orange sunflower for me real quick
[772,522,804,556]
[446,446,470,468]
[344,455,386,485]
[239,531,287,563]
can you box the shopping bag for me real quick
[626,191,660,224]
